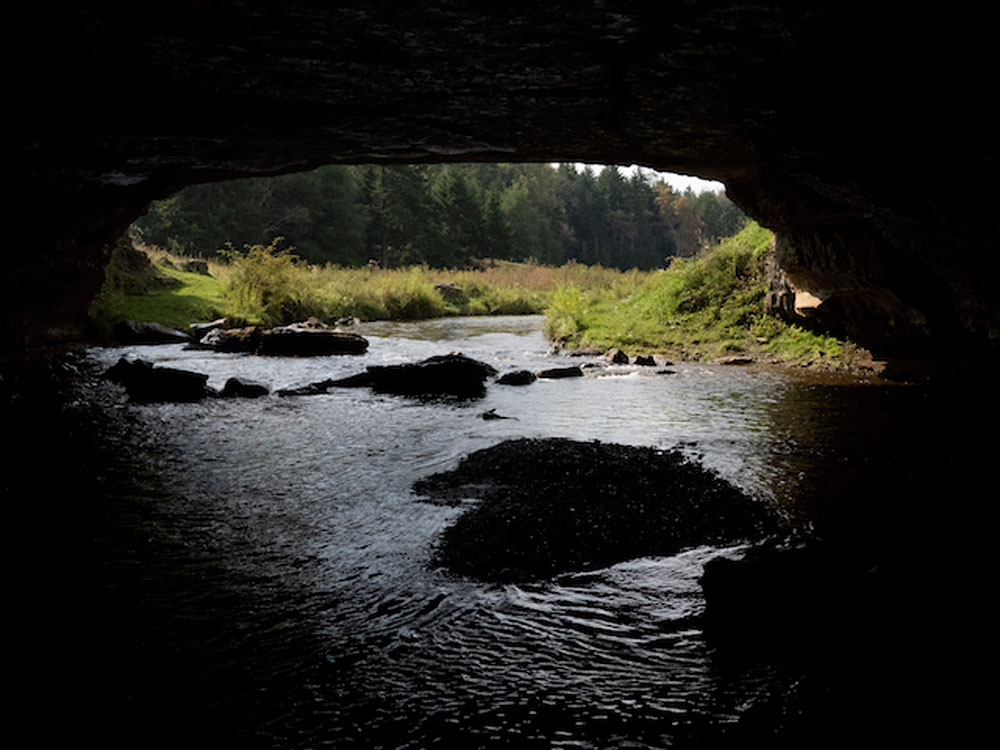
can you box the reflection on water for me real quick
[3,315,995,748]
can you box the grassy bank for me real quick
[544,223,869,371]
[89,240,650,334]
[91,231,865,373]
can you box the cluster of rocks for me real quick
[110,316,369,356]
[104,357,269,402]
[413,437,781,581]
[104,332,684,403]
[277,353,497,399]
[495,349,676,386]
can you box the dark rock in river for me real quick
[197,324,368,356]
[111,320,190,345]
[198,326,263,353]
[220,377,269,398]
[480,408,514,421]
[633,355,657,367]
[607,348,630,364]
[258,326,369,356]
[496,369,537,386]
[414,438,780,581]
[330,353,496,399]
[536,366,584,379]
[275,379,336,397]
[104,357,210,402]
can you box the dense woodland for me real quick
[134,163,746,270]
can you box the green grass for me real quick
[91,232,865,372]
[89,249,227,336]
[88,240,651,333]
[544,223,865,369]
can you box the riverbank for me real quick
[545,223,872,375]
[90,230,872,376]
[88,239,648,337]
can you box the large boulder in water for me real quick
[258,325,368,356]
[496,369,537,386]
[220,377,269,398]
[197,326,263,352]
[414,437,780,581]
[330,353,497,399]
[104,357,210,402]
[197,323,368,355]
[537,365,584,379]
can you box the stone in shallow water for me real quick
[496,369,537,386]
[220,377,269,398]
[104,357,210,402]
[414,437,780,581]
[536,365,583,379]
[331,353,496,399]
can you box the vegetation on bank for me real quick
[89,239,648,333]
[544,223,868,369]
[91,224,865,372]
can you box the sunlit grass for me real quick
[544,223,865,368]
[90,241,652,332]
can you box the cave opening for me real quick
[5,4,999,747]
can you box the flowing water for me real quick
[5,315,995,748]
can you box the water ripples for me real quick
[77,317,834,746]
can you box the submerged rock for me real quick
[414,437,780,581]
[104,357,210,402]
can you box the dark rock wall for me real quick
[6,3,998,354]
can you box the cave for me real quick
[3,4,998,748]
[6,3,998,357]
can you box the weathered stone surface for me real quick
[5,4,999,358]
[198,327,264,353]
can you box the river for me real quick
[4,315,995,748]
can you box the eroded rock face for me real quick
[6,4,998,355]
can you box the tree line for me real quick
[134,163,746,270]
